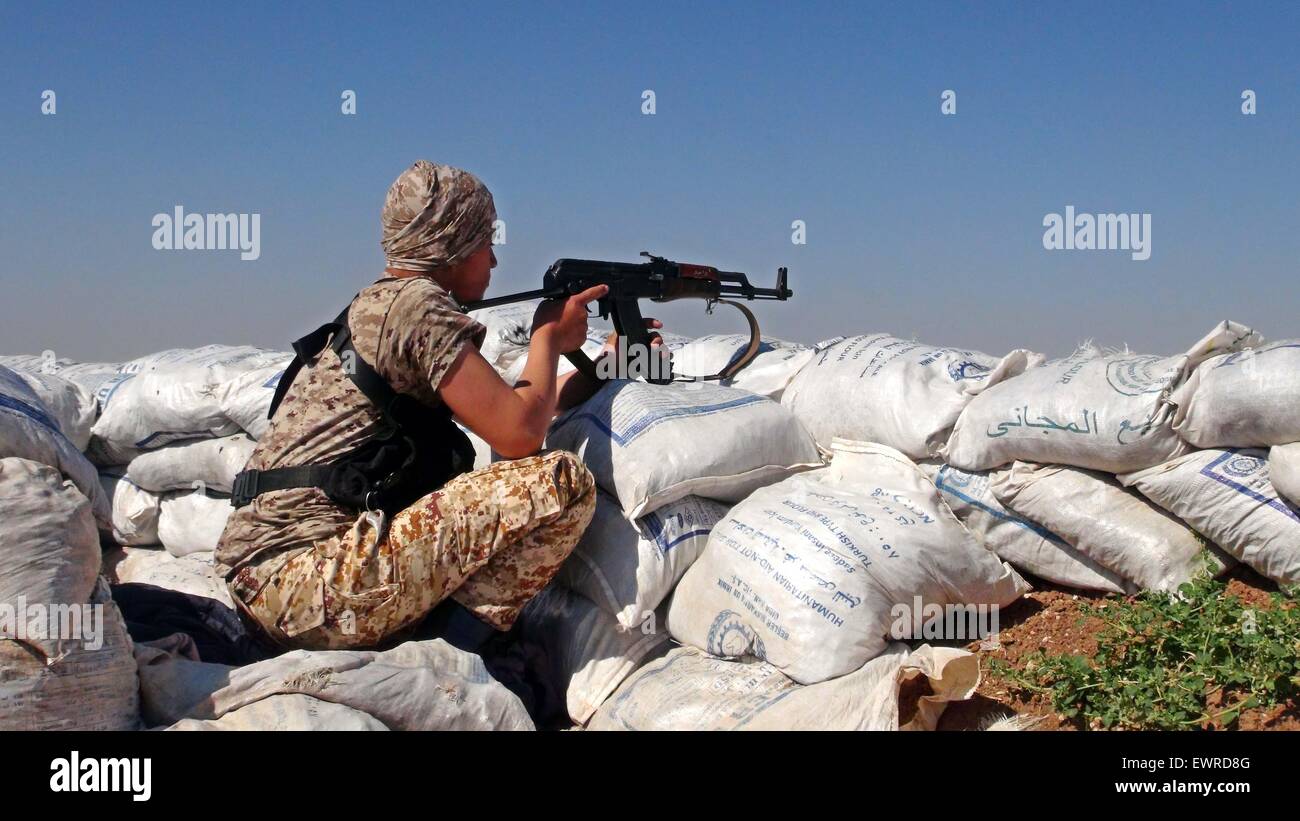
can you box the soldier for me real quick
[216,160,661,652]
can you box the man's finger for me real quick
[573,284,609,306]
[643,317,663,329]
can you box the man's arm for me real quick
[439,285,607,458]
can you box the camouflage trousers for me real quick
[231,450,596,651]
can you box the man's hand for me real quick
[531,284,608,352]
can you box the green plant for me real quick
[990,576,1300,730]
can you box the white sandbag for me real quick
[119,344,290,378]
[103,547,234,608]
[157,489,234,557]
[944,321,1260,474]
[1271,443,1300,508]
[512,584,671,725]
[671,333,814,400]
[781,333,1041,459]
[589,642,977,731]
[1118,449,1300,588]
[168,693,389,731]
[219,365,286,440]
[667,439,1029,684]
[991,462,1232,593]
[0,578,140,731]
[929,464,1131,593]
[90,347,292,463]
[98,471,163,546]
[1172,340,1300,447]
[0,366,108,522]
[548,380,822,520]
[4,368,96,451]
[89,368,243,463]
[0,458,101,629]
[124,434,256,494]
[136,636,533,731]
[557,492,729,630]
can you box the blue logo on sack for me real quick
[1220,454,1265,478]
[948,360,992,382]
[705,609,766,658]
[1201,450,1299,524]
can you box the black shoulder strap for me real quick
[267,298,405,424]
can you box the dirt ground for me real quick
[937,565,1300,731]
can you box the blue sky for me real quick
[1,1,1296,361]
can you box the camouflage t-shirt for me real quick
[216,276,485,585]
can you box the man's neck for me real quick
[386,266,457,290]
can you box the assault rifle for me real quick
[462,253,792,385]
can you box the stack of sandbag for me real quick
[943,321,1259,474]
[988,462,1233,593]
[503,378,821,723]
[1064,336,1300,590]
[0,458,139,730]
[86,346,289,557]
[136,635,533,730]
[923,463,1131,593]
[667,439,1029,684]
[97,464,243,558]
[782,333,1043,459]
[588,642,978,731]
[88,344,290,465]
[107,434,257,556]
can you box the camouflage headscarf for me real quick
[381,160,496,271]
